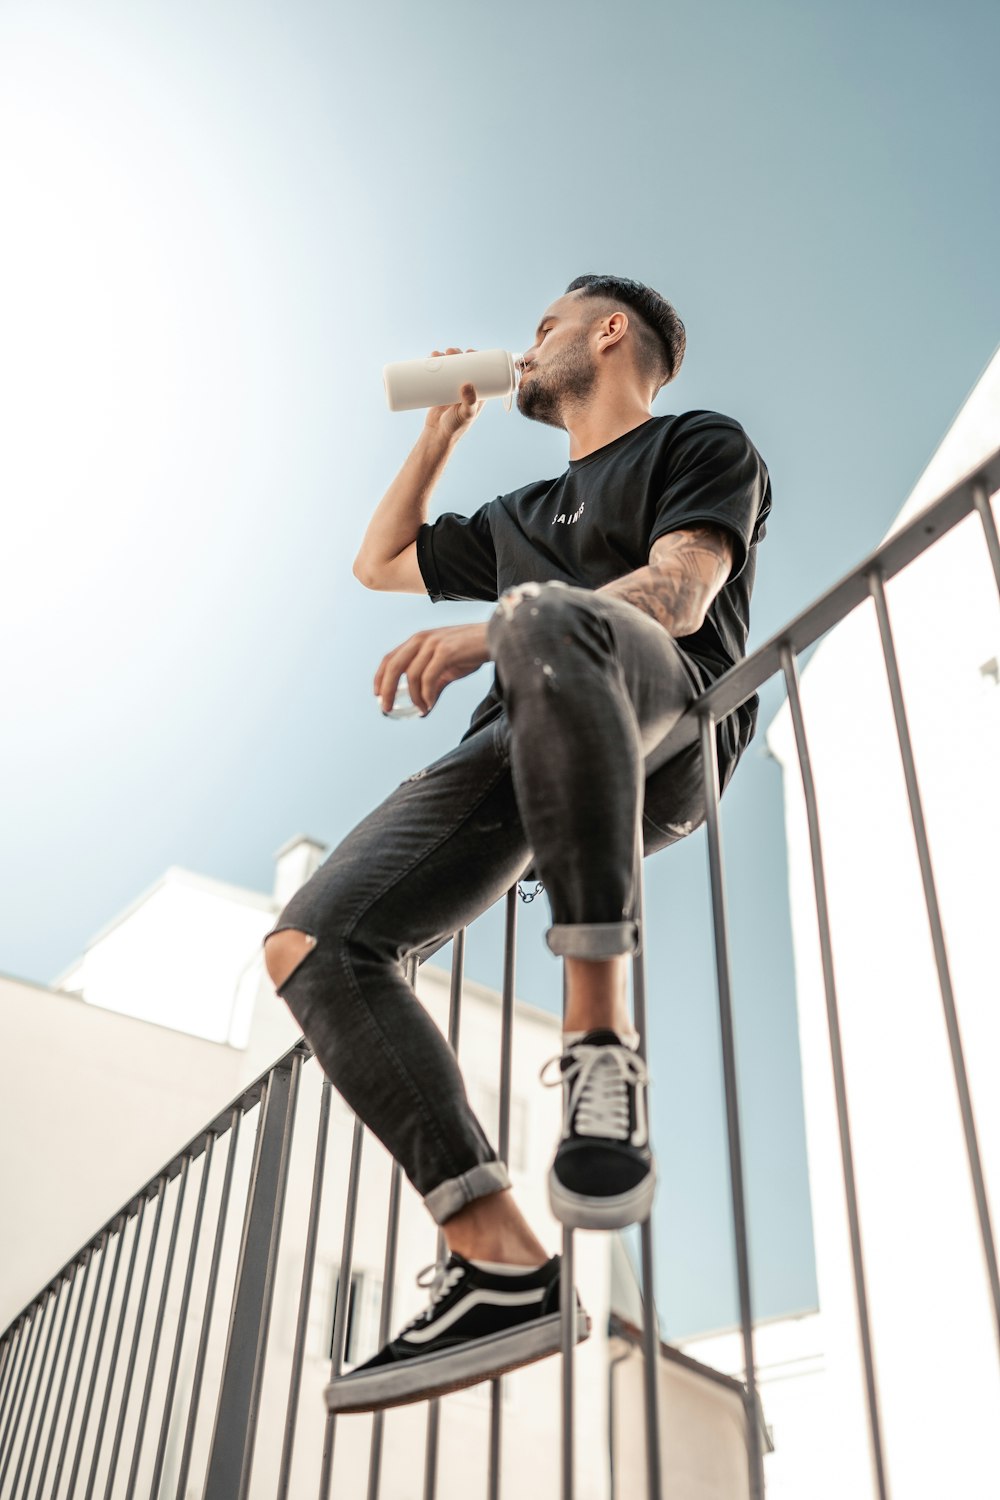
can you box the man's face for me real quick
[516,294,598,430]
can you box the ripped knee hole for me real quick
[264,929,319,992]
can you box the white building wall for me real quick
[677,1313,827,1500]
[764,344,1000,1497]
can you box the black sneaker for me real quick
[324,1251,590,1413]
[542,1029,655,1230]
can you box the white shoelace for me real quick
[541,1043,649,1142]
[400,1259,465,1331]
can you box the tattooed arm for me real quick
[597,524,734,636]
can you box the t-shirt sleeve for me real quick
[649,416,770,585]
[415,502,500,602]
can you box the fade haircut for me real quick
[565,274,686,395]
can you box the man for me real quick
[262,274,772,1413]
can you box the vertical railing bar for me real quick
[123,1158,191,1500]
[496,889,516,1167]
[423,927,466,1500]
[0,1312,33,1480]
[173,1109,242,1500]
[4,1290,55,1498]
[83,1201,146,1500]
[0,1325,18,1428]
[560,1225,575,1500]
[700,711,766,1500]
[0,1334,14,1414]
[867,567,1000,1361]
[971,478,1000,601]
[201,1063,299,1500]
[447,927,466,1055]
[51,1230,111,1500]
[35,1252,93,1500]
[780,642,891,1498]
[237,1055,301,1500]
[629,822,664,1500]
[488,889,517,1500]
[0,1305,41,1480]
[366,1160,404,1500]
[148,1137,216,1500]
[22,1269,76,1500]
[367,956,413,1500]
[101,1180,167,1500]
[65,1217,128,1499]
[277,1075,333,1500]
[319,1113,366,1500]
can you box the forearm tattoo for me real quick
[598,524,733,636]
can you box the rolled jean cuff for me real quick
[424,1161,512,1227]
[545,921,641,958]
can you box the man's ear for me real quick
[598,310,628,352]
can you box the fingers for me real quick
[399,637,442,714]
[374,635,435,716]
[374,634,457,716]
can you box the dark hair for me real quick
[565,274,686,394]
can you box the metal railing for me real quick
[2,445,998,1500]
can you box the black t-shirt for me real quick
[416,408,772,761]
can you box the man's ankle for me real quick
[440,1187,550,1266]
[443,1232,548,1266]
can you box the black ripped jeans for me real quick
[263,581,721,1224]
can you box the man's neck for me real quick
[563,400,655,462]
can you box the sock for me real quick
[563,1027,640,1050]
[467,1257,548,1274]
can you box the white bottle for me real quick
[383,348,525,413]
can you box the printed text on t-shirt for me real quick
[552,501,585,526]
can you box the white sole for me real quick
[548,1163,656,1230]
[325,1306,591,1414]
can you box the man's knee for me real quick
[492,579,573,626]
[263,928,319,994]
[487,581,604,686]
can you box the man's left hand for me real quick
[375,622,491,716]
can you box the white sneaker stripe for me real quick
[399,1287,546,1345]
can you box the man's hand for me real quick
[375,622,491,716]
[422,348,486,442]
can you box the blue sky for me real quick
[1,0,997,1341]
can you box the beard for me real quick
[516,329,599,429]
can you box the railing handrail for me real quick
[659,442,1000,734]
[6,444,998,1345]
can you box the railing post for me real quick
[319,1113,365,1499]
[423,927,467,1500]
[488,889,518,1500]
[629,822,664,1500]
[700,712,766,1499]
[868,567,1000,1365]
[277,1077,332,1500]
[780,641,890,1499]
[203,1057,301,1500]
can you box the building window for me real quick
[303,1260,381,1366]
[329,1270,363,1365]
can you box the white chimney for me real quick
[272,834,328,908]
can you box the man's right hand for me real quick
[422,348,486,441]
